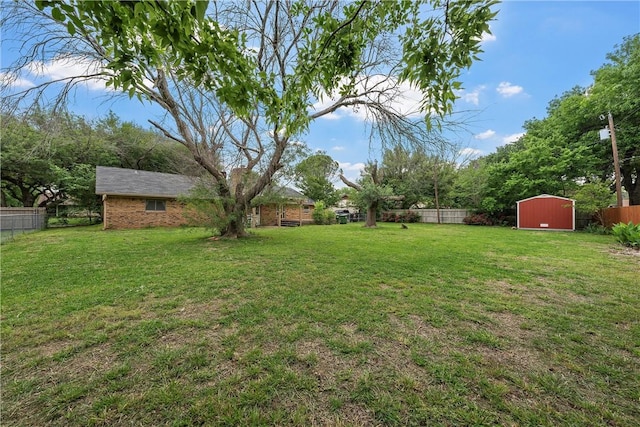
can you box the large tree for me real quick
[2,0,497,237]
[294,152,340,205]
[586,34,640,205]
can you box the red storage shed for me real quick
[516,194,575,231]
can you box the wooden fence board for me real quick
[602,206,640,227]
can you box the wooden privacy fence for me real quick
[388,209,470,224]
[0,207,47,243]
[602,205,640,227]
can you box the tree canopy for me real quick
[0,108,193,212]
[294,152,340,206]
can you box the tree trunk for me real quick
[622,165,639,205]
[627,180,640,206]
[365,200,378,227]
[220,201,248,238]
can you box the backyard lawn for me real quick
[1,223,639,426]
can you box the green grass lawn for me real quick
[2,224,639,426]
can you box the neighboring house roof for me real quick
[96,166,198,198]
[259,186,315,205]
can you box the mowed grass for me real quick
[1,223,639,426]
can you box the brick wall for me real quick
[259,203,314,226]
[103,197,188,229]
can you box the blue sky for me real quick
[2,1,639,183]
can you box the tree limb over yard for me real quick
[2,0,497,237]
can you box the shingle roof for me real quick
[267,186,315,205]
[95,166,198,198]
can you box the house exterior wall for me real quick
[517,196,574,230]
[103,196,188,229]
[260,204,278,226]
[259,203,314,226]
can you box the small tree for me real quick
[573,181,616,226]
[340,162,400,227]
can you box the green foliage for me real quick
[582,223,610,235]
[35,0,498,134]
[311,201,336,225]
[179,182,230,234]
[294,153,339,205]
[611,222,640,248]
[53,164,101,217]
[381,146,456,209]
[381,211,420,223]
[352,182,394,211]
[477,34,640,210]
[572,181,615,225]
[1,109,191,211]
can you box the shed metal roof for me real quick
[516,194,575,204]
[95,166,198,198]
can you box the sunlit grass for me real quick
[2,224,639,425]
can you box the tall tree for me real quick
[3,0,497,237]
[586,34,640,205]
[294,152,340,205]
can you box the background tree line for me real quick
[1,108,198,215]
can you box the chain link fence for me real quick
[0,208,47,243]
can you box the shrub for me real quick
[583,223,610,235]
[381,212,397,222]
[404,210,420,223]
[611,222,640,249]
[463,213,493,226]
[312,202,336,225]
[382,211,420,223]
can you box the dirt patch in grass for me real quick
[171,299,229,321]
[54,342,119,380]
[607,247,640,257]
[292,338,381,425]
[480,311,548,372]
[489,279,593,306]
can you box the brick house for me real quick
[96,166,314,229]
[96,166,198,230]
[253,187,315,227]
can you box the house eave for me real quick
[97,192,182,199]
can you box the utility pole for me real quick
[607,112,624,207]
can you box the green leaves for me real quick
[611,222,640,248]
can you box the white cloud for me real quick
[0,72,35,89]
[503,132,525,144]
[332,146,345,151]
[456,85,486,106]
[480,31,497,43]
[459,147,483,158]
[311,74,425,122]
[474,129,496,140]
[26,56,109,91]
[496,82,523,98]
[338,162,365,172]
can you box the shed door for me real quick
[519,198,573,230]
